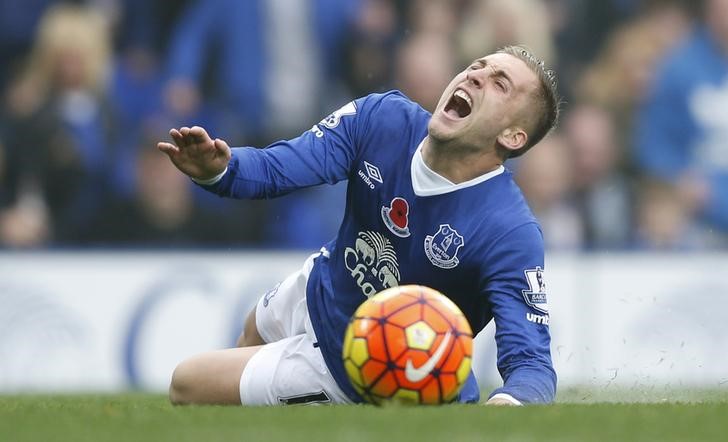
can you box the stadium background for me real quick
[0,0,727,400]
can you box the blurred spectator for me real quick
[394,33,457,111]
[105,0,193,197]
[564,104,633,249]
[0,0,55,86]
[163,0,359,144]
[0,132,13,209]
[568,1,690,250]
[2,3,119,244]
[634,0,728,248]
[113,0,192,58]
[0,188,50,248]
[406,0,462,37]
[261,182,348,250]
[160,0,360,250]
[547,0,645,99]
[515,134,584,250]
[577,2,690,136]
[78,135,258,246]
[459,0,556,66]
[0,0,722,251]
[635,179,700,249]
[0,137,3,171]
[342,0,400,97]
[0,128,50,248]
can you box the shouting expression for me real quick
[428,53,540,154]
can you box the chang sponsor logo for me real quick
[344,231,401,298]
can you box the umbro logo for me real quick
[358,161,383,189]
[364,162,382,183]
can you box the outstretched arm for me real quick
[482,223,556,405]
[158,92,409,200]
[158,96,376,200]
[157,126,232,181]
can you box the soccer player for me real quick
[159,46,559,406]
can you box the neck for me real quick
[421,136,504,184]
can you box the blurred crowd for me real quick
[0,0,726,250]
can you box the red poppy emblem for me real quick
[381,197,411,237]
[389,198,409,228]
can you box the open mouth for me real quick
[443,89,472,119]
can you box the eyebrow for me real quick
[474,58,515,89]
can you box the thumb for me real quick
[214,138,232,159]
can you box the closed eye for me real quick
[468,60,485,71]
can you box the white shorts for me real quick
[239,253,352,405]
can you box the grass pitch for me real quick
[1,392,727,442]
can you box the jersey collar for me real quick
[411,139,505,197]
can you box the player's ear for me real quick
[497,127,528,153]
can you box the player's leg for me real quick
[236,254,317,347]
[171,333,351,406]
[169,345,263,405]
[240,328,352,405]
[237,308,264,347]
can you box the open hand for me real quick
[157,126,231,181]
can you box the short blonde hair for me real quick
[25,4,111,95]
[497,45,560,157]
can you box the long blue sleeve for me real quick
[481,223,556,404]
[199,98,371,199]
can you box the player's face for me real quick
[428,53,538,151]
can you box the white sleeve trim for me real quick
[190,167,228,185]
[489,393,523,406]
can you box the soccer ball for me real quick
[342,285,473,405]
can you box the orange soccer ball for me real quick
[342,285,473,405]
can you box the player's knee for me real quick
[237,308,265,347]
[169,359,196,405]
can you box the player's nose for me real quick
[466,70,484,89]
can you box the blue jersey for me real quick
[201,91,556,404]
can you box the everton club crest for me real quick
[424,224,464,269]
[381,197,411,238]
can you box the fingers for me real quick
[189,126,210,142]
[169,126,213,151]
[170,128,186,149]
[180,126,196,148]
[157,142,179,156]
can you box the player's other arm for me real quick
[482,223,556,405]
[158,97,376,200]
